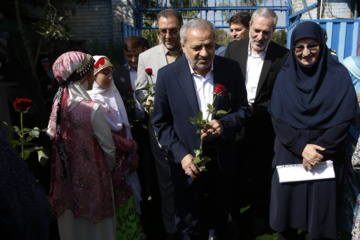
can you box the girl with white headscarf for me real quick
[88,55,143,240]
[47,51,117,240]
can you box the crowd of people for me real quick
[2,6,360,240]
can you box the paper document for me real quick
[276,160,335,183]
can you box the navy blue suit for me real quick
[152,56,250,239]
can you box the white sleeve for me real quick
[91,103,116,172]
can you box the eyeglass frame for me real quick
[293,42,320,53]
[158,27,180,36]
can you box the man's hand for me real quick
[181,153,200,179]
[302,144,325,171]
[144,99,154,113]
[201,119,224,140]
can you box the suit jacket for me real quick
[151,56,250,186]
[225,39,289,140]
[135,44,168,104]
[113,64,146,121]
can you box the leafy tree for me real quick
[3,0,90,79]
[215,28,232,47]
[272,29,287,48]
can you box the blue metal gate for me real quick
[121,0,359,61]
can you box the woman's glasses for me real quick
[294,43,319,53]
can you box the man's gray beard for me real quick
[185,55,211,70]
[250,37,271,51]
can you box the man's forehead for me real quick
[124,46,144,54]
[251,15,274,30]
[158,16,180,27]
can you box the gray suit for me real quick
[135,44,168,103]
[135,43,177,234]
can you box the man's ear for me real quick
[180,41,185,49]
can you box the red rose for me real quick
[128,87,134,93]
[145,68,153,76]
[14,98,32,112]
[214,84,226,95]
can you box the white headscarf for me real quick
[88,55,132,139]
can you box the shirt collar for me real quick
[163,45,183,56]
[188,61,214,77]
[127,64,136,72]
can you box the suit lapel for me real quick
[123,64,132,89]
[240,39,249,81]
[256,42,273,98]
[213,57,221,114]
[177,58,200,115]
[157,45,168,67]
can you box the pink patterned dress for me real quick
[48,94,114,224]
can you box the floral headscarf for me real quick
[49,51,95,177]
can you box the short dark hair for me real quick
[157,9,183,27]
[228,11,251,29]
[123,36,145,52]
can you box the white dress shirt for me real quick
[245,42,267,103]
[188,61,214,121]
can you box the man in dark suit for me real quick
[225,8,289,235]
[112,36,160,237]
[152,18,250,240]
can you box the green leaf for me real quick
[29,127,40,138]
[194,149,201,157]
[216,109,231,118]
[21,148,33,160]
[12,126,20,132]
[202,156,211,163]
[193,155,201,164]
[36,148,49,166]
[198,166,207,172]
[8,138,19,148]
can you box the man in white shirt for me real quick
[152,18,250,240]
[225,7,289,236]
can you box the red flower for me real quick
[128,87,134,93]
[214,84,226,95]
[14,98,32,112]
[145,68,153,76]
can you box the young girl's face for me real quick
[95,67,114,89]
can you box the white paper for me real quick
[276,160,335,183]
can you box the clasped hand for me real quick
[302,144,325,171]
[201,119,224,140]
[181,120,224,178]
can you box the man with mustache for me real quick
[135,8,183,240]
[152,18,250,239]
[225,7,289,236]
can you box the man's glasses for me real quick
[294,43,319,53]
[159,28,179,36]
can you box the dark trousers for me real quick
[172,153,232,240]
[148,120,177,234]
